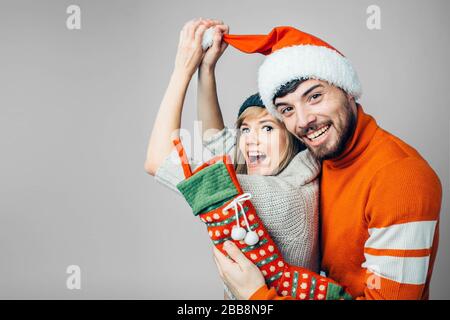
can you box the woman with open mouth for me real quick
[144,18,321,299]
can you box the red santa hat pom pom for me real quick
[202,27,215,50]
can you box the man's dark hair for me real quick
[273,78,307,103]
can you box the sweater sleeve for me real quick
[203,127,236,156]
[250,157,442,300]
[360,156,442,299]
[154,128,236,193]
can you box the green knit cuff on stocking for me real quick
[326,282,353,300]
[176,161,238,216]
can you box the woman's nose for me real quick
[246,131,259,145]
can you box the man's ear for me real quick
[345,93,358,114]
[346,92,354,103]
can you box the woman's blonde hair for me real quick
[233,107,304,175]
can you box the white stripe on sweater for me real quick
[362,254,429,285]
[365,220,437,251]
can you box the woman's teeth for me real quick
[248,152,266,164]
[306,124,331,141]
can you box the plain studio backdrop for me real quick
[0,0,449,299]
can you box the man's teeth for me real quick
[306,125,331,140]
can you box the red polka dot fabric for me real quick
[174,139,352,300]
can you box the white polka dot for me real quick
[269,266,276,272]
[258,230,264,236]
[241,221,246,227]
[239,240,245,245]
[206,217,212,222]
[283,281,289,288]
[302,273,309,279]
[319,285,325,291]
[318,294,325,300]
[278,261,284,267]
[223,210,229,216]
[215,230,221,237]
[299,293,306,300]
[262,270,267,276]
[300,283,307,289]
[268,246,274,252]
[208,231,213,237]
[223,229,229,235]
[213,213,220,220]
[281,291,288,296]
[248,214,255,221]
[259,250,266,256]
[250,254,258,260]
[284,272,291,278]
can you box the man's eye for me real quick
[281,106,293,114]
[262,126,273,132]
[309,93,322,102]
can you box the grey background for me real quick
[0,0,448,299]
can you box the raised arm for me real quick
[144,19,214,175]
[197,23,229,140]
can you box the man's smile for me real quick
[302,124,332,147]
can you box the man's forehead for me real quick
[296,79,328,93]
[275,79,328,103]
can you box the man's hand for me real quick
[213,240,266,300]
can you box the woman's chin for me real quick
[246,162,274,176]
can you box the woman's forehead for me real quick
[242,110,278,125]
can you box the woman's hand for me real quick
[200,21,229,71]
[174,18,215,79]
[213,241,266,300]
[145,18,215,176]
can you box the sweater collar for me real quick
[323,104,378,169]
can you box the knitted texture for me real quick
[155,128,322,298]
[249,105,442,300]
[203,129,321,270]
[173,140,351,300]
[238,93,265,117]
[177,162,238,216]
[176,158,288,289]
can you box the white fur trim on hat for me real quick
[258,45,362,119]
[202,27,215,50]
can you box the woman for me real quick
[144,18,321,299]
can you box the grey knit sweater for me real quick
[155,128,321,299]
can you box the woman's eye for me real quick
[241,127,250,134]
[262,126,273,132]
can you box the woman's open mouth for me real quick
[247,151,267,166]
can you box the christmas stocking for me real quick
[173,138,352,300]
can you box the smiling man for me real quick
[213,26,442,300]
[274,79,356,161]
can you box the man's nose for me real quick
[296,107,316,130]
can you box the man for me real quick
[213,26,442,300]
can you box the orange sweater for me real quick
[250,105,442,300]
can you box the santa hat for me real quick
[203,26,362,118]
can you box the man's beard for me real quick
[302,101,357,161]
